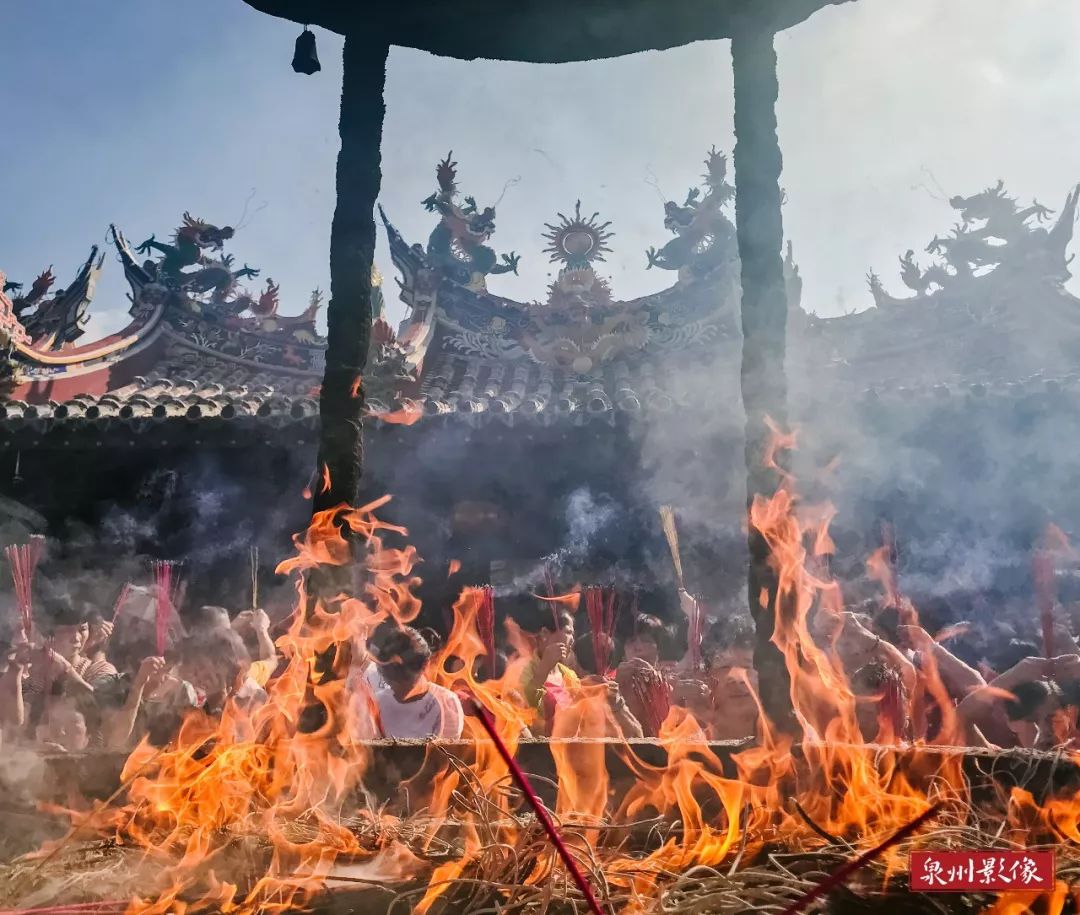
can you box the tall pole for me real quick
[314,35,390,516]
[731,24,795,731]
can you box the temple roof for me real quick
[243,0,854,64]
[3,155,1080,445]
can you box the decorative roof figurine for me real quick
[136,212,260,309]
[867,180,1080,309]
[422,153,521,291]
[15,150,1079,433]
[645,146,737,281]
[3,250,104,351]
[523,202,646,374]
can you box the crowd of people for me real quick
[2,575,1080,759]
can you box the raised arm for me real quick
[0,648,28,731]
[899,625,985,699]
[104,657,165,750]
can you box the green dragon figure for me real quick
[137,212,260,302]
[868,180,1080,308]
[645,146,737,278]
[421,153,520,291]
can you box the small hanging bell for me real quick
[292,26,321,75]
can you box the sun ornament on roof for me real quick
[541,201,614,271]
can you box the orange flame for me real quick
[43,423,1069,913]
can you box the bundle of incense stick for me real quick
[543,565,561,628]
[152,560,183,655]
[658,505,684,589]
[584,585,617,675]
[477,585,496,678]
[4,535,45,639]
[687,595,704,672]
[110,581,132,624]
[249,545,259,609]
[543,564,555,598]
[631,667,671,737]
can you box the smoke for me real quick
[619,278,1080,632]
[763,370,1080,651]
[562,487,617,560]
[478,488,623,597]
[0,447,315,642]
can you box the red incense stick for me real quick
[4,535,44,639]
[779,803,942,915]
[110,581,132,625]
[585,586,618,675]
[152,561,173,656]
[466,696,605,915]
[0,903,130,914]
[631,668,670,737]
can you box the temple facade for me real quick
[3,153,1080,610]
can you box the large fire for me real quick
[15,435,1079,914]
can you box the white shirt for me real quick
[346,651,465,739]
[377,682,464,740]
[345,658,389,694]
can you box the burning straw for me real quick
[12,440,1074,915]
[465,695,606,915]
[4,535,45,639]
[778,802,943,915]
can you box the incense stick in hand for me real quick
[658,505,684,590]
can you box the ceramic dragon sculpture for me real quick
[422,153,520,291]
[137,212,261,303]
[645,146,737,279]
[868,180,1080,308]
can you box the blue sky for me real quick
[3,0,1080,338]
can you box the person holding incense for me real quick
[94,655,168,750]
[622,613,666,669]
[520,610,583,735]
[173,627,267,716]
[0,641,26,739]
[670,616,757,740]
[362,624,464,740]
[119,626,264,747]
[955,653,1080,748]
[83,612,116,671]
[22,604,106,726]
[231,607,279,687]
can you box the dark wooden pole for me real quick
[314,35,390,516]
[731,24,795,731]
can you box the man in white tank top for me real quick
[347,623,463,741]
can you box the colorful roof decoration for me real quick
[3,152,1080,445]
